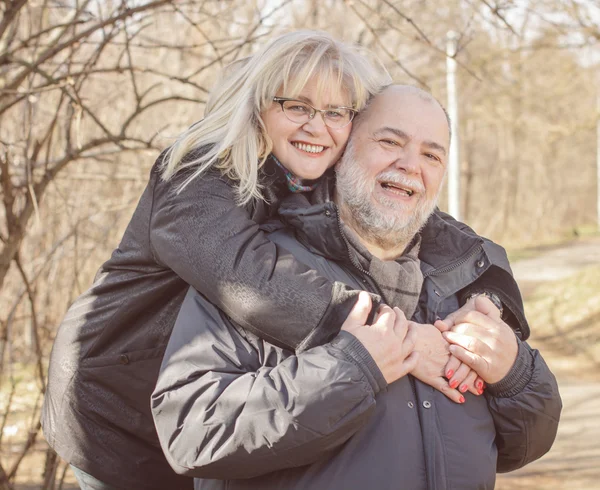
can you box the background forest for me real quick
[1,0,599,487]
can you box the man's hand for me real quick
[438,296,518,384]
[341,292,418,385]
[437,294,502,330]
[408,322,468,404]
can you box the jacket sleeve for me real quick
[148,159,374,352]
[485,340,562,472]
[151,288,386,479]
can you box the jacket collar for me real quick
[418,211,484,274]
[277,172,348,260]
[277,173,485,274]
[259,155,292,202]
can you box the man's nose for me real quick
[393,149,420,174]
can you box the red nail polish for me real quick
[477,388,483,395]
[476,380,483,390]
[459,395,465,404]
[446,370,454,379]
[450,380,459,389]
[460,384,468,393]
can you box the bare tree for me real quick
[0,0,598,487]
[0,1,283,486]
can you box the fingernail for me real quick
[450,380,459,389]
[446,369,454,379]
[476,380,483,390]
[459,395,465,404]
[477,388,483,395]
[459,384,468,393]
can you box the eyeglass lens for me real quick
[280,100,354,128]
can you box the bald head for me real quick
[353,85,451,142]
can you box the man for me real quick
[151,85,561,489]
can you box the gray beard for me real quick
[335,141,439,250]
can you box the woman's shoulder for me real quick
[156,145,231,186]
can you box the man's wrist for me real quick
[466,291,504,318]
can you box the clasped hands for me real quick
[341,293,518,404]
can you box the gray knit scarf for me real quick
[342,224,423,319]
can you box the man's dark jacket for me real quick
[152,180,561,490]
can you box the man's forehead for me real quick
[361,87,450,148]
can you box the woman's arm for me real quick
[151,288,385,479]
[149,157,376,352]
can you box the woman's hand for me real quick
[442,354,485,396]
[341,293,419,385]
[434,296,501,395]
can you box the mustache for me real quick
[376,170,425,194]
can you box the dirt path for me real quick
[496,236,600,490]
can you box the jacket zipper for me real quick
[419,242,484,490]
[333,208,422,429]
[423,243,483,279]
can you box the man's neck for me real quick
[361,238,409,261]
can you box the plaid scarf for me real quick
[271,154,320,193]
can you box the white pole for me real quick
[597,89,600,231]
[446,31,461,221]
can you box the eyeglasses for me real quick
[273,97,357,129]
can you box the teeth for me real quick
[292,142,324,153]
[382,183,413,196]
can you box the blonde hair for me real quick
[161,30,391,204]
